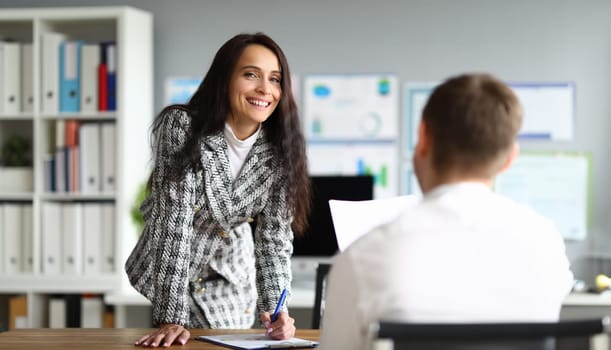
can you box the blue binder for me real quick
[59,40,83,112]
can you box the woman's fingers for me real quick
[134,324,189,347]
[267,312,296,340]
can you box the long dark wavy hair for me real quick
[150,32,310,234]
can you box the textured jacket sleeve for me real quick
[145,108,197,326]
[253,169,294,316]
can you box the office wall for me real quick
[1,0,610,281]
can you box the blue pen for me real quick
[271,288,287,322]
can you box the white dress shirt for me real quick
[318,182,574,350]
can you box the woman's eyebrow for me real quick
[239,65,281,74]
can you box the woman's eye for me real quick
[271,77,281,84]
[244,72,257,79]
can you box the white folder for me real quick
[82,203,102,274]
[80,44,100,113]
[41,32,66,115]
[48,297,67,328]
[79,123,101,193]
[42,202,62,274]
[100,122,116,193]
[22,204,33,273]
[62,203,83,275]
[3,204,23,274]
[101,203,115,273]
[21,43,34,113]
[0,41,21,114]
[80,296,103,328]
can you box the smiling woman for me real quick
[124,33,311,348]
[227,44,282,139]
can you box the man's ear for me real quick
[415,121,430,157]
[498,142,519,174]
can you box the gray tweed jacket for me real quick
[125,107,293,328]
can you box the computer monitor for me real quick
[291,175,374,284]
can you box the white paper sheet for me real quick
[329,195,419,251]
[197,333,317,349]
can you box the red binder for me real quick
[98,63,108,111]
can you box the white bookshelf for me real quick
[0,6,152,328]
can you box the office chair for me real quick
[311,263,331,329]
[369,317,611,350]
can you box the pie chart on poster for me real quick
[360,112,382,137]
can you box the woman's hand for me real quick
[134,323,190,347]
[260,311,296,340]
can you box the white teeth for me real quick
[248,99,269,107]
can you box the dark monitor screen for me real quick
[292,175,375,257]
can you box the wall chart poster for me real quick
[306,142,399,198]
[303,74,399,141]
[494,152,591,240]
[403,82,576,154]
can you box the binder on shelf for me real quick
[69,146,80,192]
[59,40,82,113]
[65,294,81,327]
[42,202,62,274]
[103,305,115,328]
[65,120,80,193]
[0,204,4,273]
[55,120,68,192]
[22,204,33,273]
[2,204,23,274]
[101,42,117,111]
[82,203,102,274]
[48,296,66,328]
[64,119,80,147]
[43,154,56,192]
[0,41,21,114]
[54,149,67,193]
[80,43,100,113]
[79,122,101,193]
[81,294,103,328]
[62,203,83,275]
[98,62,107,111]
[21,43,34,113]
[41,32,66,114]
[100,122,116,193]
[101,203,115,273]
[9,295,28,329]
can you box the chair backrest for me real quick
[311,263,332,329]
[369,318,611,350]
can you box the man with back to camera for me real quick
[317,73,574,350]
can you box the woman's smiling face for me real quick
[226,44,282,139]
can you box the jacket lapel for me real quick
[231,134,275,213]
[201,131,234,228]
[200,130,276,227]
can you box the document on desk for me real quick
[329,195,419,251]
[197,334,318,349]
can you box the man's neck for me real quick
[422,174,494,194]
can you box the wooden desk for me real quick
[0,328,320,349]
